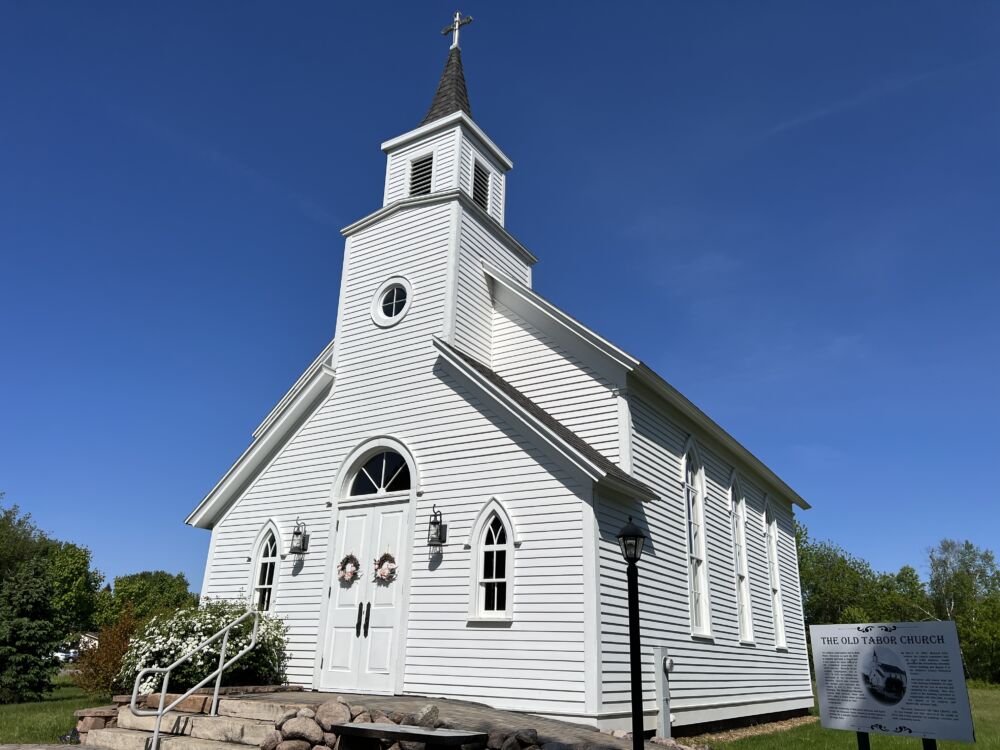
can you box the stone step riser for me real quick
[116,707,274,746]
[216,699,306,723]
[85,728,242,750]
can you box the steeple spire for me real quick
[420,13,473,126]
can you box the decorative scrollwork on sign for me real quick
[858,625,875,632]
[857,624,897,633]
[893,726,912,734]
[879,625,898,632]
[871,724,890,732]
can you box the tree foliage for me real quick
[0,557,62,703]
[47,541,104,636]
[74,606,141,696]
[96,570,199,626]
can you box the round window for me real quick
[371,277,413,327]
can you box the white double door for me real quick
[320,499,408,693]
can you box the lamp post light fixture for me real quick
[617,516,647,750]
[289,518,310,554]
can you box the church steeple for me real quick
[420,12,474,126]
[421,46,472,125]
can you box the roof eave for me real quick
[185,364,336,529]
[380,111,513,171]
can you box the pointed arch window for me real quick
[685,444,711,636]
[730,477,754,643]
[477,513,511,616]
[764,499,787,649]
[253,530,278,612]
[349,451,410,496]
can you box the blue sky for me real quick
[2,2,998,591]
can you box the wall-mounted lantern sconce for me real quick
[428,505,448,546]
[289,517,310,554]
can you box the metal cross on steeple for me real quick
[441,11,473,50]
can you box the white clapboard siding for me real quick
[383,128,459,205]
[452,211,531,365]
[490,301,621,463]
[595,385,812,724]
[203,198,590,714]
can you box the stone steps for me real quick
[216,699,307,723]
[115,707,274,745]
[85,727,244,750]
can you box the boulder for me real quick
[514,729,538,747]
[277,709,300,729]
[324,732,339,748]
[315,700,352,731]
[500,737,520,750]
[282,717,325,746]
[352,711,372,723]
[298,709,317,720]
[349,704,367,719]
[277,741,313,750]
[387,711,407,725]
[610,730,629,739]
[370,709,391,724]
[487,730,508,750]
[398,714,418,727]
[261,730,283,750]
[413,704,439,728]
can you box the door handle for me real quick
[355,602,363,637]
[363,602,371,638]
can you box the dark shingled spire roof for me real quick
[421,46,472,125]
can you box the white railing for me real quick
[130,610,260,750]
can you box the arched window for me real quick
[478,513,511,616]
[764,499,786,648]
[685,443,711,636]
[254,530,278,612]
[349,451,410,496]
[730,476,754,643]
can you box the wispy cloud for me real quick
[765,63,973,137]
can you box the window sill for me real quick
[690,632,714,642]
[775,646,789,652]
[467,617,513,628]
[739,639,756,647]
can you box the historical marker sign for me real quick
[811,621,975,743]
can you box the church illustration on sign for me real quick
[187,19,814,732]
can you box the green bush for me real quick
[118,601,287,694]
[0,558,62,703]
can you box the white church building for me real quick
[187,28,814,732]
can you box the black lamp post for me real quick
[617,517,647,750]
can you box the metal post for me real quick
[627,560,643,750]
[212,627,230,716]
[153,672,171,750]
[922,740,937,750]
[855,731,870,750]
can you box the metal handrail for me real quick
[130,610,261,750]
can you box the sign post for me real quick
[811,621,975,746]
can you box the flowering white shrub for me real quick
[118,600,287,694]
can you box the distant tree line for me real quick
[0,495,197,703]
[797,523,1000,683]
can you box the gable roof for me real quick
[186,340,336,529]
[484,265,810,510]
[433,337,658,502]
[421,46,472,126]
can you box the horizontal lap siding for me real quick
[491,303,620,463]
[453,213,531,365]
[597,387,811,723]
[205,201,587,714]
[383,129,458,205]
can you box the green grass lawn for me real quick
[0,673,107,744]
[692,687,998,750]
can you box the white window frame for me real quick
[250,523,281,612]
[466,497,518,625]
[471,160,491,212]
[683,440,712,637]
[763,497,787,649]
[730,473,755,644]
[370,276,413,328]
[407,151,435,197]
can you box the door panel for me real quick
[320,501,408,693]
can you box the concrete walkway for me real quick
[233,691,676,749]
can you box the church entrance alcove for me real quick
[318,442,416,694]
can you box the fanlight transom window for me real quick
[350,451,411,496]
[480,515,508,614]
[254,531,277,612]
